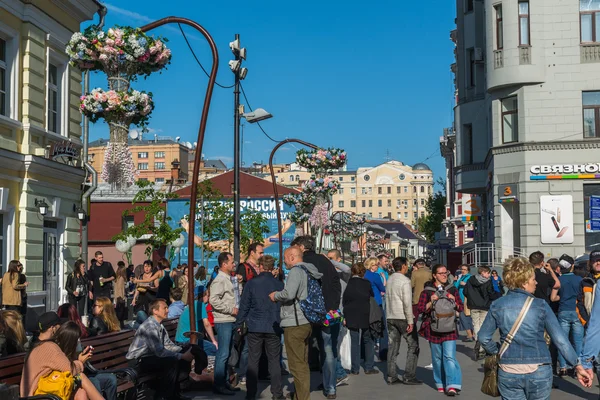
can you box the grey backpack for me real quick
[424,285,457,333]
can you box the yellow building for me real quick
[90,136,190,184]
[268,161,434,226]
[0,0,97,312]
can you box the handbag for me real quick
[481,297,534,397]
[34,370,76,400]
[338,326,352,370]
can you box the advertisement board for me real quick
[540,195,574,244]
[166,198,296,268]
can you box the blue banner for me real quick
[166,198,296,269]
[591,196,600,210]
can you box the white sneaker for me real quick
[425,363,433,370]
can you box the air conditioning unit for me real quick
[474,47,484,61]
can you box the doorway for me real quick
[43,220,59,311]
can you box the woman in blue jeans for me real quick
[479,257,590,400]
[342,263,378,374]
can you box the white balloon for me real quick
[127,235,137,247]
[115,239,130,253]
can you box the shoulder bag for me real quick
[481,296,534,397]
[34,370,77,400]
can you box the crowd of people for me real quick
[1,244,600,400]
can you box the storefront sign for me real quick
[50,140,80,160]
[530,163,600,180]
[498,184,519,203]
[591,195,600,210]
[540,195,574,244]
[587,219,600,233]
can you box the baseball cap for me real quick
[558,254,575,270]
[37,312,64,332]
[590,251,600,264]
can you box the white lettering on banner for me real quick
[530,163,600,175]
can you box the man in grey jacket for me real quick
[386,257,421,385]
[269,246,323,400]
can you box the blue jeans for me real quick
[89,373,117,400]
[239,337,249,377]
[498,364,552,400]
[336,358,347,379]
[202,339,217,357]
[214,322,234,387]
[349,328,374,373]
[430,341,462,391]
[557,310,584,369]
[317,323,340,395]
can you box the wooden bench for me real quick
[0,353,60,400]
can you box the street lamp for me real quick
[229,33,272,264]
[35,199,49,216]
[76,208,87,221]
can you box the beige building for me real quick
[89,136,190,184]
[267,160,434,226]
[0,0,98,312]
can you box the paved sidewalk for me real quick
[186,336,598,399]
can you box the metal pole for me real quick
[141,17,218,345]
[200,196,204,267]
[233,33,241,265]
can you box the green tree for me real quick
[417,192,446,243]
[113,179,184,257]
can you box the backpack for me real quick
[295,265,327,325]
[241,262,257,282]
[424,285,457,333]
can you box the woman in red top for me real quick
[417,264,463,396]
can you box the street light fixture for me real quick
[76,208,87,221]
[241,108,273,124]
[35,199,49,216]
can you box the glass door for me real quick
[43,226,58,311]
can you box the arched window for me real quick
[290,175,294,182]
[413,186,417,193]
[420,186,425,193]
[296,174,300,181]
[428,186,432,194]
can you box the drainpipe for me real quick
[81,2,107,319]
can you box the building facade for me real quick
[453,0,600,259]
[268,160,434,227]
[0,0,97,312]
[89,136,190,184]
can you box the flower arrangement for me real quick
[302,175,340,198]
[80,88,154,127]
[296,148,347,171]
[283,194,313,225]
[101,142,138,188]
[309,203,330,229]
[67,26,171,80]
[366,231,385,256]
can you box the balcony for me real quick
[581,43,600,63]
[493,50,504,69]
[519,46,531,65]
[454,162,487,193]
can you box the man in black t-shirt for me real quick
[530,251,560,303]
[89,251,116,301]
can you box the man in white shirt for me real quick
[386,257,422,385]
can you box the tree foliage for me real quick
[113,179,184,257]
[417,192,447,243]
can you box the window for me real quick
[350,187,356,194]
[420,186,425,193]
[138,152,148,158]
[368,187,372,194]
[338,200,344,208]
[387,187,391,194]
[467,48,476,87]
[367,213,372,218]
[155,162,166,170]
[581,0,600,42]
[155,151,165,158]
[295,175,300,181]
[378,187,382,194]
[155,177,165,183]
[122,215,134,231]
[0,38,6,116]
[351,176,355,182]
[519,2,530,45]
[368,200,373,207]
[139,178,148,181]
[339,177,344,181]
[47,63,60,133]
[463,124,473,164]
[364,175,371,181]
[421,211,425,218]
[404,212,408,219]
[414,212,418,219]
[387,199,392,207]
[397,199,401,206]
[583,91,600,137]
[362,200,366,207]
[397,213,402,220]
[404,186,408,193]
[502,97,519,143]
[413,186,417,193]
[138,163,148,170]
[378,200,382,207]
[397,187,401,194]
[351,200,356,208]
[378,212,382,218]
[413,199,417,205]
[495,5,503,49]
[290,175,294,182]
[466,0,474,12]
[421,199,425,205]
[339,188,344,194]
[361,188,367,195]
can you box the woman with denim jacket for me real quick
[478,257,591,399]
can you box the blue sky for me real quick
[87,1,456,185]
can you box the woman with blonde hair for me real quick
[478,257,591,399]
[2,260,29,312]
[1,309,28,354]
[88,297,121,336]
[364,256,385,307]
